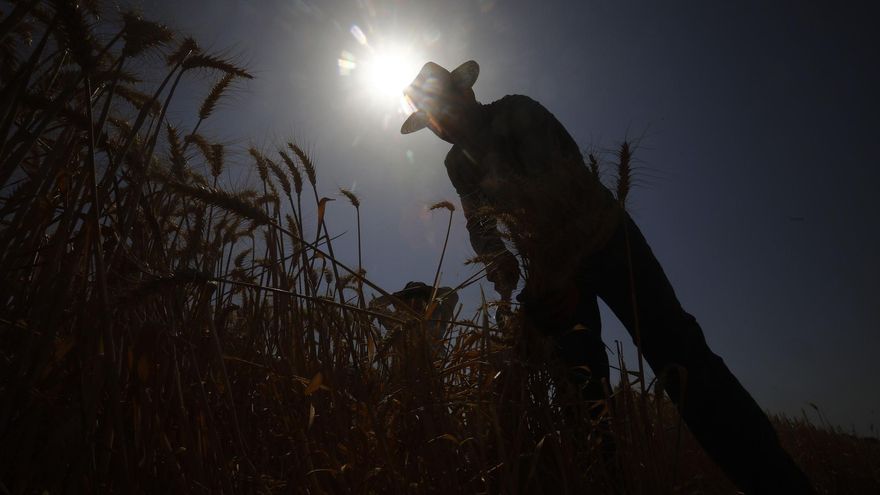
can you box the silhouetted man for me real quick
[400,60,815,494]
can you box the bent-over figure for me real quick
[399,60,814,494]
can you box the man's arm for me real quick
[493,95,608,309]
[502,94,584,176]
[444,148,519,299]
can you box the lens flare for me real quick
[337,50,356,76]
[350,25,367,45]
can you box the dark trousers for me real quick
[550,214,814,494]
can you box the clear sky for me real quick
[141,0,880,435]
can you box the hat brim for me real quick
[400,60,479,135]
[450,60,479,90]
[400,110,429,134]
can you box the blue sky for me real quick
[142,0,880,435]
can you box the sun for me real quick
[364,45,420,101]
[338,25,422,113]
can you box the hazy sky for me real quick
[141,0,879,435]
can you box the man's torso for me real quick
[444,95,622,286]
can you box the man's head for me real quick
[400,61,482,144]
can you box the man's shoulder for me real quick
[487,94,542,115]
[487,94,552,133]
[490,94,540,107]
[444,145,483,191]
[444,145,464,168]
[443,145,467,181]
[444,145,480,168]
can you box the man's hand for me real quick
[517,282,579,331]
[487,251,519,300]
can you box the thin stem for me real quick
[429,209,454,312]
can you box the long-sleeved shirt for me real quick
[443,94,622,294]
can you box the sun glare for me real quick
[338,24,422,115]
[365,47,419,100]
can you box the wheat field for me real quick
[0,2,877,493]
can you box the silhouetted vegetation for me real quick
[1,2,878,493]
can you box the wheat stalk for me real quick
[289,142,316,187]
[199,72,235,120]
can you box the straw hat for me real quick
[400,60,480,134]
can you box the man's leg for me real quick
[539,285,619,474]
[552,291,610,404]
[591,214,814,494]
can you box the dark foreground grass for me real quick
[1,2,878,493]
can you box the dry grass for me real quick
[1,3,878,494]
